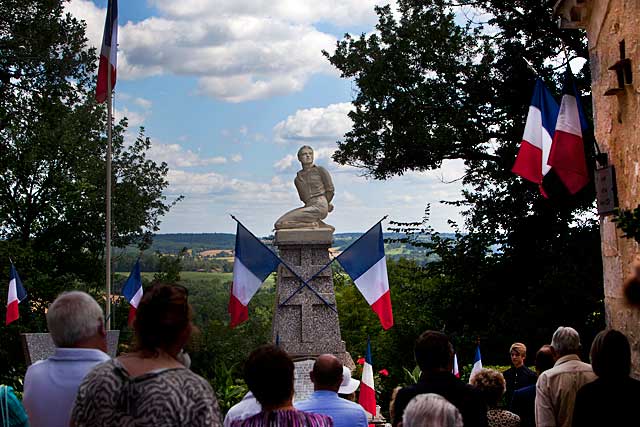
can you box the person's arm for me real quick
[535,374,556,427]
[294,175,308,203]
[318,167,334,203]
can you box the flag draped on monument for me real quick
[122,259,143,325]
[359,338,377,418]
[229,222,282,328]
[336,222,393,329]
[6,263,27,325]
[96,0,118,103]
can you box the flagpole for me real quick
[105,56,112,331]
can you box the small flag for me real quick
[452,353,460,378]
[229,222,281,328]
[359,338,376,418]
[469,344,483,383]
[122,259,143,326]
[6,263,27,325]
[512,79,560,196]
[336,222,393,329]
[547,68,590,194]
[96,0,118,103]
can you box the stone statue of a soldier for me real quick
[275,146,335,230]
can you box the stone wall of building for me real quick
[585,0,640,376]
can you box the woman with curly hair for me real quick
[470,368,520,427]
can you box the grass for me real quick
[117,271,275,288]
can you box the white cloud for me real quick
[148,143,228,167]
[231,154,243,162]
[114,107,148,129]
[273,102,353,145]
[273,154,296,172]
[133,97,153,110]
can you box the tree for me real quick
[0,0,178,387]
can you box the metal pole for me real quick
[105,64,112,331]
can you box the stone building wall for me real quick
[583,0,640,376]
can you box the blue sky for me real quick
[69,0,466,236]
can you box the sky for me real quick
[67,0,468,236]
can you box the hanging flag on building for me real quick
[547,68,590,194]
[6,262,27,325]
[122,259,143,325]
[336,222,393,329]
[452,353,460,378]
[96,0,118,103]
[512,78,560,196]
[229,222,282,328]
[359,337,377,419]
[469,344,483,383]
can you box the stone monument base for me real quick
[21,331,120,365]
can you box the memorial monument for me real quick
[272,146,354,400]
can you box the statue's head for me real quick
[297,145,314,166]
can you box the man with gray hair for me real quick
[535,326,596,427]
[23,291,110,427]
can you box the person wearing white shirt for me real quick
[224,391,262,427]
[23,291,110,427]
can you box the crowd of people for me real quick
[2,283,640,426]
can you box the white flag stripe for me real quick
[7,278,17,305]
[522,105,554,176]
[353,256,389,305]
[232,257,264,306]
[361,362,374,388]
[555,95,582,137]
[130,286,143,309]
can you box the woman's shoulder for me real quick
[487,409,520,426]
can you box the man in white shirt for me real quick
[535,326,596,427]
[23,291,110,427]
[224,391,262,427]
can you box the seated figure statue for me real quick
[275,146,335,230]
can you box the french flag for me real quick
[359,338,377,418]
[469,344,482,383]
[229,223,281,328]
[6,263,27,325]
[452,353,460,378]
[547,69,590,194]
[96,0,118,103]
[122,259,143,326]
[512,79,559,194]
[337,223,393,330]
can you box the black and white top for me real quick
[71,359,222,426]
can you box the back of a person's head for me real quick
[590,329,631,380]
[402,393,463,427]
[414,331,453,372]
[535,345,556,374]
[47,291,104,348]
[312,354,343,390]
[244,344,294,408]
[134,283,192,355]
[551,326,581,357]
[469,368,505,407]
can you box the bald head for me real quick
[310,354,343,391]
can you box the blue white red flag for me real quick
[6,263,27,325]
[547,68,590,194]
[122,259,143,325]
[512,78,559,195]
[336,222,393,329]
[359,338,376,418]
[96,0,118,103]
[452,353,460,378]
[469,344,483,383]
[229,222,281,328]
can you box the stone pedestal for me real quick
[21,331,120,365]
[272,228,354,372]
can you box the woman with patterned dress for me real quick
[70,284,222,426]
[470,369,520,427]
[231,345,333,427]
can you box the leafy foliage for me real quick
[613,206,640,243]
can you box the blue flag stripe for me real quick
[336,222,385,282]
[122,259,141,301]
[10,264,27,302]
[365,337,373,365]
[235,223,281,281]
[532,78,559,140]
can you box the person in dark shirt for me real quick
[502,343,537,405]
[392,330,488,427]
[572,329,640,427]
[510,345,555,427]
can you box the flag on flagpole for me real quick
[6,263,27,325]
[547,68,590,194]
[96,0,118,103]
[469,344,483,383]
[359,338,377,418]
[512,78,560,196]
[336,222,393,329]
[122,259,143,325]
[229,222,282,328]
[452,353,460,378]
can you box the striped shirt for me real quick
[230,409,333,427]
